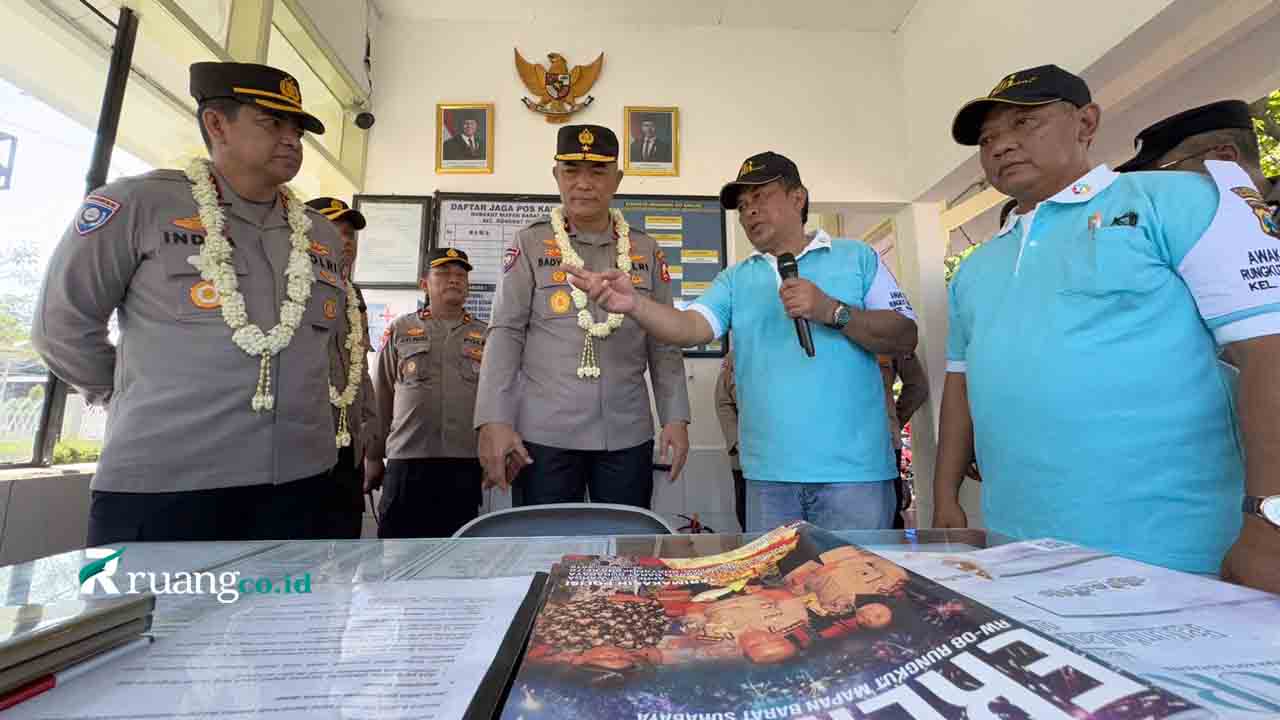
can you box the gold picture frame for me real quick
[623,106,679,177]
[436,103,494,174]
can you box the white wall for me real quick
[364,21,907,202]
[898,0,1177,201]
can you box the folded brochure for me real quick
[500,523,1207,720]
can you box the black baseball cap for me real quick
[951,64,1092,145]
[426,247,473,271]
[305,197,366,230]
[190,61,325,135]
[719,151,802,210]
[555,124,618,162]
[1116,100,1254,172]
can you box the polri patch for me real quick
[76,195,120,236]
[503,246,521,273]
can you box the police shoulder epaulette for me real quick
[523,216,552,231]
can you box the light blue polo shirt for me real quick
[947,163,1280,573]
[692,230,914,485]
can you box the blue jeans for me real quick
[745,479,895,532]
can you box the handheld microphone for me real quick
[776,252,815,357]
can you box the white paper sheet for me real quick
[405,538,612,579]
[355,201,424,285]
[880,539,1280,719]
[9,577,536,719]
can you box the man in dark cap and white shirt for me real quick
[1117,99,1277,227]
[474,125,691,509]
[32,62,349,543]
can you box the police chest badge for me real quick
[323,297,338,320]
[1231,187,1280,239]
[549,289,572,314]
[172,215,204,232]
[190,280,221,310]
[76,195,120,236]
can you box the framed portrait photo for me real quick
[436,103,494,174]
[623,106,679,177]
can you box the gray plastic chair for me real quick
[451,503,678,538]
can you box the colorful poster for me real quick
[501,524,1202,720]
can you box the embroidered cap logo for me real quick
[280,77,301,105]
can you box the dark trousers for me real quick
[732,469,746,532]
[316,446,365,539]
[86,472,329,546]
[377,458,482,539]
[892,449,906,530]
[513,441,654,509]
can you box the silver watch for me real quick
[829,302,851,330]
[1243,495,1280,529]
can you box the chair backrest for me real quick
[451,503,678,538]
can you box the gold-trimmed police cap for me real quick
[555,124,618,162]
[190,61,325,135]
[305,197,366,230]
[427,247,473,271]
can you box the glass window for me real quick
[268,26,345,160]
[0,77,151,465]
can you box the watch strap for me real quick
[1243,495,1264,515]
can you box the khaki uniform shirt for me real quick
[474,219,691,450]
[371,308,487,460]
[31,169,346,493]
[329,284,379,464]
[714,357,740,472]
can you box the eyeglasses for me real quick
[1154,147,1216,170]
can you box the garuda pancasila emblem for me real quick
[514,49,604,123]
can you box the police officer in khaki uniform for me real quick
[475,125,691,508]
[31,62,347,544]
[307,197,378,538]
[366,248,488,537]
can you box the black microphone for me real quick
[776,252,815,357]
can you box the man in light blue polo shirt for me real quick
[564,152,918,532]
[934,64,1280,595]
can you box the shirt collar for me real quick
[1045,164,1118,205]
[750,229,833,261]
[993,164,1117,238]
[210,168,288,229]
[563,216,617,246]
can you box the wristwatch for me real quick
[829,302,851,330]
[1243,495,1280,529]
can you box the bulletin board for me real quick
[432,192,729,358]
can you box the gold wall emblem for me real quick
[515,49,605,123]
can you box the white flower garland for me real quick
[328,279,365,448]
[183,157,314,413]
[549,207,631,379]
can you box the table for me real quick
[2,529,1277,719]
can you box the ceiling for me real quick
[375,0,919,33]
